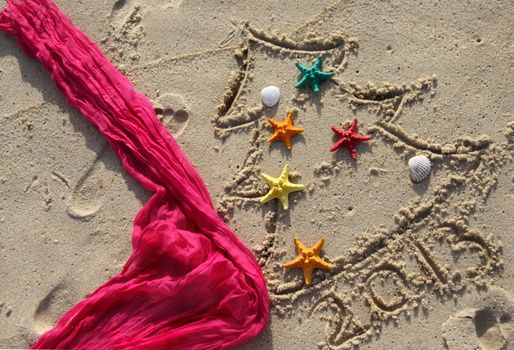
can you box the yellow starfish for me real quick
[260,164,304,210]
[267,111,304,150]
[283,237,333,285]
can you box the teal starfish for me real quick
[294,56,335,93]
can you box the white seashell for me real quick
[261,86,280,107]
[408,155,432,183]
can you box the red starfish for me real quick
[330,119,372,159]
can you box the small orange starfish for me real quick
[283,237,333,285]
[267,111,304,150]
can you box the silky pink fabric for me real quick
[0,0,269,349]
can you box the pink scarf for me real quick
[0,0,269,348]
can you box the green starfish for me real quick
[294,55,335,93]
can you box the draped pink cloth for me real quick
[0,0,269,348]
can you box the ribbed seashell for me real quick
[261,86,280,107]
[408,155,432,183]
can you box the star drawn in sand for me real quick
[260,164,304,210]
[283,237,333,285]
[294,55,335,93]
[330,118,372,158]
[267,110,304,150]
[158,17,508,349]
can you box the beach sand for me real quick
[0,0,513,349]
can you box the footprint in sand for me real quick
[442,286,514,350]
[66,145,109,220]
[65,92,189,221]
[0,301,13,318]
[105,0,184,65]
[32,282,78,335]
[152,93,190,138]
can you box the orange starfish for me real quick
[267,111,304,150]
[283,237,333,285]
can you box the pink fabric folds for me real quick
[0,0,269,349]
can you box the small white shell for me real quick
[408,155,432,183]
[261,86,280,107]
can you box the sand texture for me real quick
[1,0,513,349]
